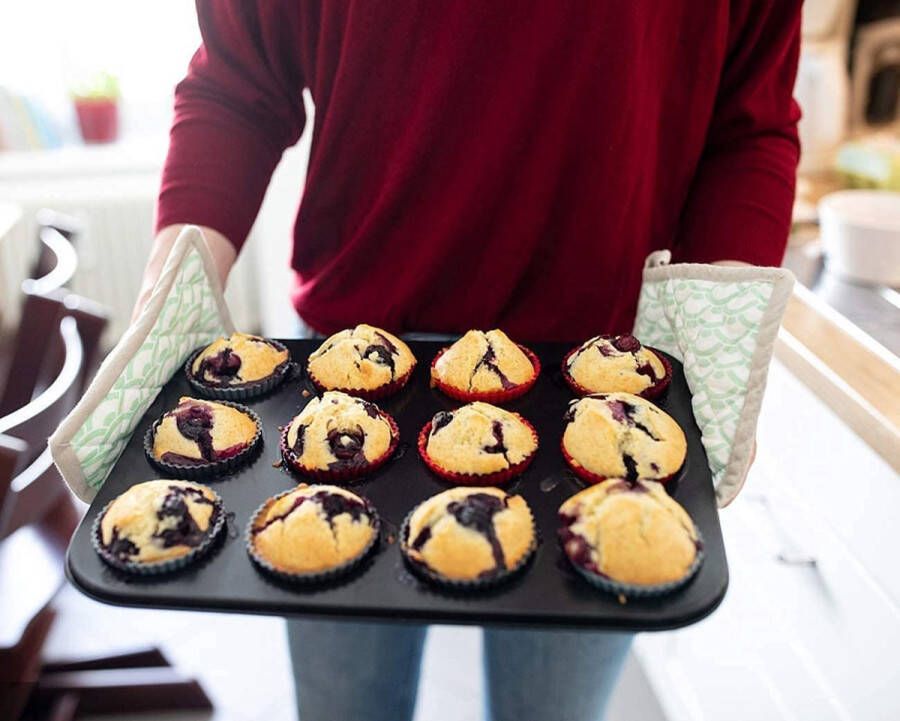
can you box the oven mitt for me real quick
[50,226,234,502]
[633,251,794,507]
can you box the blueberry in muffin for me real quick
[418,402,538,485]
[561,392,685,485]
[562,334,670,398]
[188,332,290,398]
[94,480,224,572]
[281,391,398,481]
[248,484,379,579]
[306,324,416,399]
[147,397,260,476]
[402,486,536,586]
[558,479,702,595]
[430,329,539,402]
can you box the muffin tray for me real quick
[66,341,728,630]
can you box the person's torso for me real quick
[289,1,731,340]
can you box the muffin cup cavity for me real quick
[245,489,381,584]
[417,416,538,487]
[429,345,541,404]
[92,491,226,575]
[399,504,538,591]
[144,401,263,480]
[560,344,672,400]
[306,362,416,401]
[280,411,400,483]
[559,438,683,487]
[185,339,292,401]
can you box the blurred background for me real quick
[1,1,898,720]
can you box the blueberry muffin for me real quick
[558,479,702,595]
[561,393,685,484]
[248,484,379,579]
[306,324,416,399]
[402,486,536,586]
[419,402,538,485]
[562,334,670,398]
[94,480,223,572]
[147,397,260,476]
[281,391,398,481]
[188,332,290,398]
[431,329,539,402]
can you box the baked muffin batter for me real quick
[403,486,535,582]
[562,393,685,482]
[432,329,535,394]
[424,402,537,476]
[565,334,666,395]
[558,479,699,586]
[250,484,378,575]
[284,391,395,473]
[99,480,221,564]
[152,397,258,466]
[191,332,288,387]
[307,324,416,391]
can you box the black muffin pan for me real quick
[67,341,728,630]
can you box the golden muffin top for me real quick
[100,480,220,564]
[307,324,416,391]
[191,332,288,386]
[404,486,535,582]
[562,393,686,481]
[285,391,395,472]
[432,330,534,393]
[558,479,699,586]
[152,397,258,465]
[565,334,665,395]
[424,402,537,476]
[250,484,378,574]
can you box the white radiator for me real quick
[0,173,260,346]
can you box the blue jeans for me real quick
[287,620,633,721]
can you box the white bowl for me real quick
[819,190,900,287]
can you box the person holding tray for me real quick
[134,2,801,719]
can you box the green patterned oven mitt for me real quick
[50,226,234,502]
[634,251,794,506]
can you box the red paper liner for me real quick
[280,412,400,483]
[560,437,681,487]
[417,416,538,486]
[560,344,672,400]
[429,344,541,404]
[306,362,416,401]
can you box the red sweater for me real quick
[157,1,801,341]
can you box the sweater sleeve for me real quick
[155,0,306,251]
[673,1,801,266]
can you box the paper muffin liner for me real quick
[245,488,381,584]
[399,502,538,591]
[306,362,416,401]
[185,339,292,401]
[560,344,672,400]
[280,411,400,483]
[144,401,263,480]
[563,531,705,599]
[92,488,226,575]
[559,437,683,487]
[417,416,538,486]
[429,345,541,404]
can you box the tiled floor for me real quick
[46,585,656,721]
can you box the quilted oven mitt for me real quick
[50,226,234,502]
[634,250,794,506]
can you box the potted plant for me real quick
[72,72,120,144]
